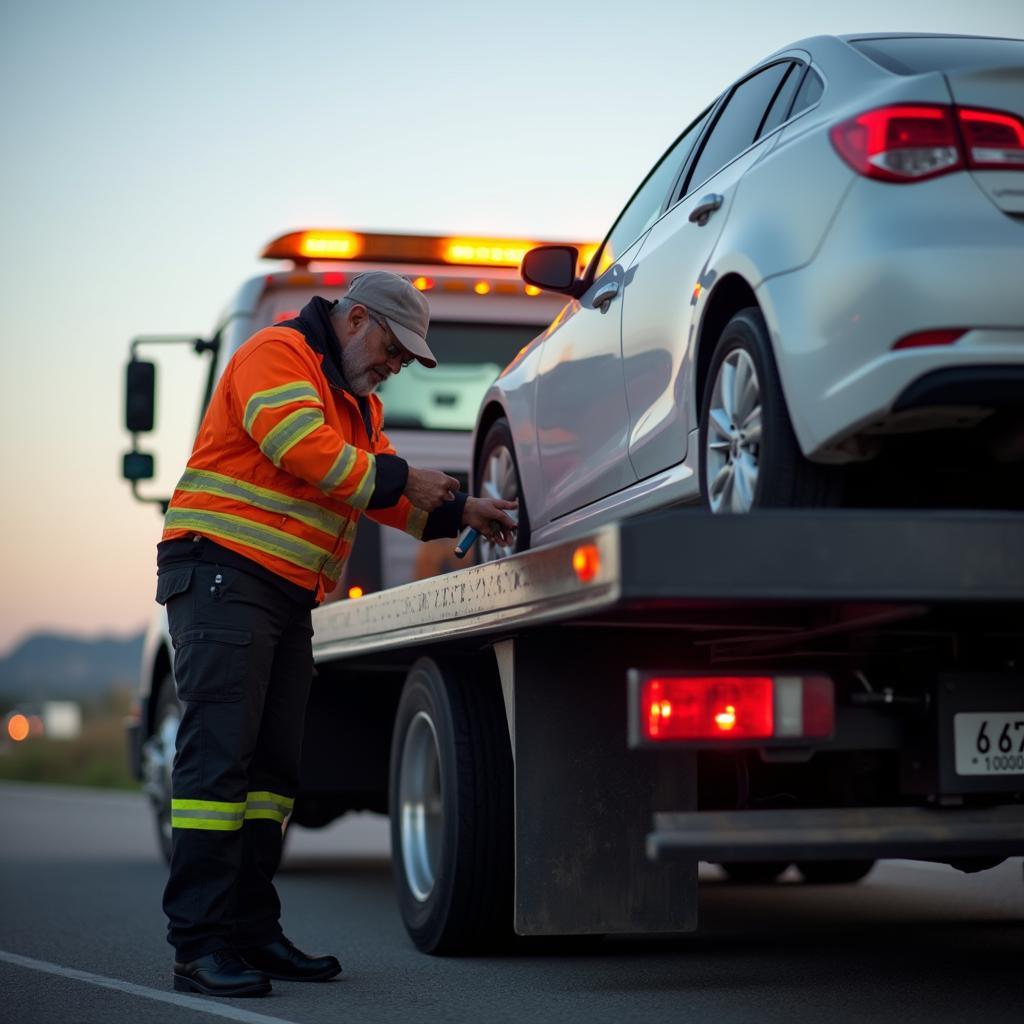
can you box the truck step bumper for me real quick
[647,805,1024,862]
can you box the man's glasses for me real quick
[368,312,414,368]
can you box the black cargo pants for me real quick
[156,558,314,961]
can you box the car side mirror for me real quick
[125,359,156,432]
[521,245,580,295]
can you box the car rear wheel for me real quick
[700,308,839,512]
[389,656,514,954]
[141,673,180,864]
[475,417,530,563]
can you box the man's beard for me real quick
[340,326,381,397]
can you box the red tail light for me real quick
[831,103,1024,182]
[958,107,1024,170]
[632,672,834,745]
[830,104,963,182]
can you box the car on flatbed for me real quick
[473,33,1024,562]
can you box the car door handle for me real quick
[592,281,620,312]
[689,193,724,226]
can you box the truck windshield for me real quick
[378,321,542,431]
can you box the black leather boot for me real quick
[173,949,271,996]
[237,936,342,981]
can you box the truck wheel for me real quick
[700,308,839,512]
[474,417,530,563]
[796,859,875,884]
[720,861,790,883]
[141,672,181,864]
[389,656,514,955]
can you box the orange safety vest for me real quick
[161,298,450,602]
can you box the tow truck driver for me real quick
[154,271,516,998]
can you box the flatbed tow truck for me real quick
[302,506,1024,953]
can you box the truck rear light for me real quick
[630,672,834,746]
[957,107,1024,170]
[571,544,601,583]
[830,104,963,182]
[893,328,966,350]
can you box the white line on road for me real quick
[0,949,303,1024]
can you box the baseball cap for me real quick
[344,271,436,368]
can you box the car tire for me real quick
[141,672,181,865]
[699,308,840,512]
[796,859,875,884]
[719,861,791,883]
[389,656,514,955]
[474,417,530,562]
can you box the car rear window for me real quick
[850,36,1024,75]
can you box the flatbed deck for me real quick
[311,509,1024,662]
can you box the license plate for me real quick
[954,712,1024,776]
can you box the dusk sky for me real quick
[1,0,1020,655]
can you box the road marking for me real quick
[0,949,302,1024]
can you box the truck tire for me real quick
[720,861,791,883]
[699,308,840,512]
[389,655,514,955]
[796,859,875,884]
[141,673,181,864]
[474,417,530,562]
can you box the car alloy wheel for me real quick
[705,349,762,513]
[474,417,529,563]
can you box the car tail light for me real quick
[630,672,834,746]
[830,104,963,182]
[893,328,967,350]
[831,103,1024,182]
[957,107,1024,170]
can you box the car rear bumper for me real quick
[760,173,1024,458]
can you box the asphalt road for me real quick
[1,781,1021,1024]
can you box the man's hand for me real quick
[463,497,518,547]
[404,466,461,511]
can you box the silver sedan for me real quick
[473,33,1024,560]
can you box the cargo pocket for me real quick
[155,567,194,606]
[172,627,252,702]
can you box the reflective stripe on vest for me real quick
[259,407,325,467]
[164,508,333,573]
[176,468,344,538]
[243,381,322,434]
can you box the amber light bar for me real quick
[627,671,834,748]
[262,229,598,269]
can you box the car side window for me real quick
[788,67,824,117]
[591,107,713,279]
[685,62,792,194]
[757,62,801,138]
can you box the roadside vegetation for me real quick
[0,688,137,790]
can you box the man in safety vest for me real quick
[155,271,516,997]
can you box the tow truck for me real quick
[307,505,1024,953]
[123,232,1024,957]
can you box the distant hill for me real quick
[0,631,145,700]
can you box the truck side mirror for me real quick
[126,359,156,432]
[521,245,580,295]
[122,450,155,481]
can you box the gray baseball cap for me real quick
[345,271,436,368]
